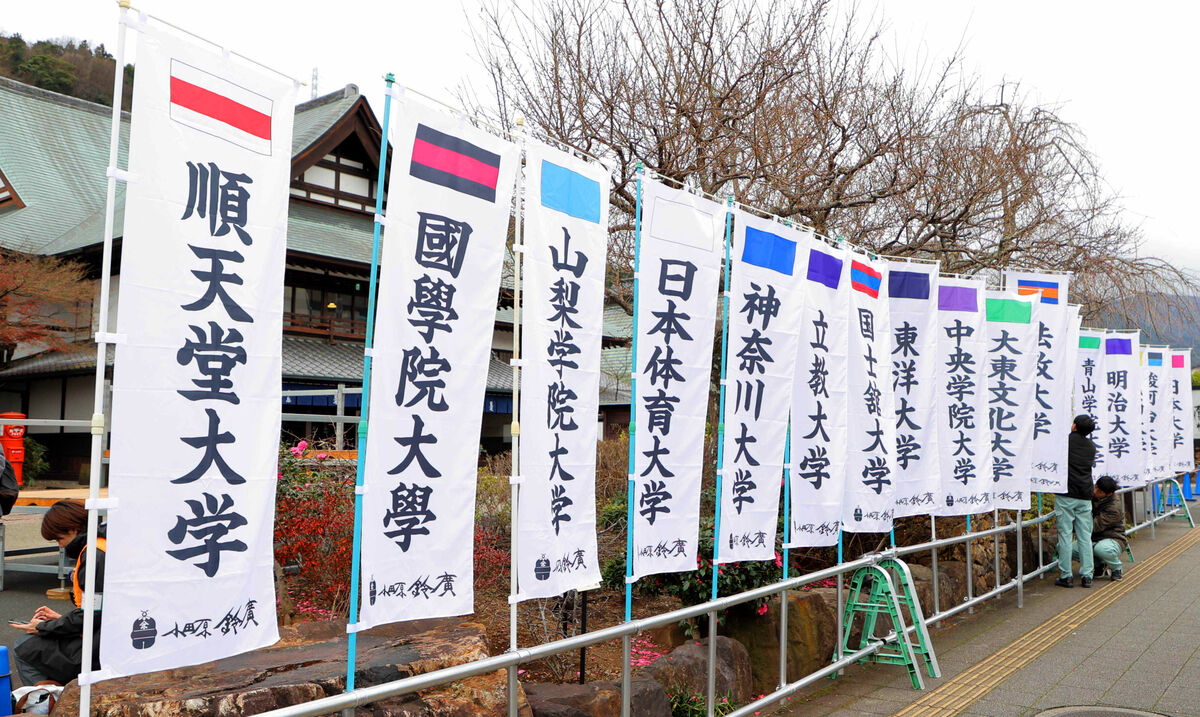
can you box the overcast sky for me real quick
[5,1,1195,272]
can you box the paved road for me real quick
[778,515,1200,716]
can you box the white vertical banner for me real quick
[1141,349,1170,484]
[717,211,802,563]
[359,99,518,628]
[936,277,993,515]
[1074,329,1109,470]
[984,292,1038,511]
[1004,271,1073,494]
[1064,305,1082,411]
[998,269,1075,493]
[842,254,896,533]
[629,179,724,579]
[1170,349,1196,472]
[1099,331,1144,486]
[787,237,849,547]
[1062,306,1082,471]
[886,262,941,517]
[101,22,295,677]
[516,141,608,598]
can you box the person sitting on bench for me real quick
[8,500,105,686]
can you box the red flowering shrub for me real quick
[474,524,510,593]
[274,445,355,619]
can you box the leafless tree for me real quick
[470,0,1196,326]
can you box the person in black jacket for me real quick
[1089,476,1128,581]
[9,500,104,685]
[1055,415,1097,588]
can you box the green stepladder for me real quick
[839,558,940,690]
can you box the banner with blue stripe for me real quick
[741,225,796,275]
[540,160,601,223]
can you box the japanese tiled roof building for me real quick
[0,77,630,473]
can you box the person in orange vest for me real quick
[9,500,105,686]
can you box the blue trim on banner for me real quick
[850,264,881,293]
[888,270,930,300]
[806,248,842,289]
[541,160,601,223]
[742,226,796,275]
[1105,338,1132,355]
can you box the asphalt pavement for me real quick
[778,514,1200,716]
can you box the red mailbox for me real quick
[0,412,26,486]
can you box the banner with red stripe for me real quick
[409,124,501,202]
[169,60,274,155]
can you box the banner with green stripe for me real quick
[985,297,1032,324]
[1079,335,1101,349]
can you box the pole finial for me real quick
[119,0,131,7]
[383,72,395,84]
[516,116,525,127]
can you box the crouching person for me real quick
[1090,476,1127,581]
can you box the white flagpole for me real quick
[80,1,131,713]
[506,118,526,717]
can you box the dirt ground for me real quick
[474,585,684,683]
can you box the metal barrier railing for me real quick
[5,410,1188,712]
[257,474,1193,717]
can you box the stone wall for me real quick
[53,619,531,717]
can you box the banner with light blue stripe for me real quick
[540,160,601,223]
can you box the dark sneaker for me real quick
[1054,577,1073,588]
[1110,569,1123,582]
[1081,576,1093,588]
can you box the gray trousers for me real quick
[12,634,51,687]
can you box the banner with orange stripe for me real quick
[1003,270,1070,306]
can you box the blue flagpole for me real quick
[834,529,844,674]
[711,197,734,603]
[781,222,792,587]
[344,73,394,695]
[624,164,644,623]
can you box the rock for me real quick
[721,593,836,695]
[53,619,532,717]
[907,574,936,618]
[638,636,752,704]
[1005,524,1055,579]
[366,668,522,716]
[937,561,968,606]
[806,587,841,617]
[905,563,933,584]
[528,700,591,717]
[936,556,989,599]
[593,680,670,717]
[524,679,668,717]
[524,683,619,717]
[645,621,688,652]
